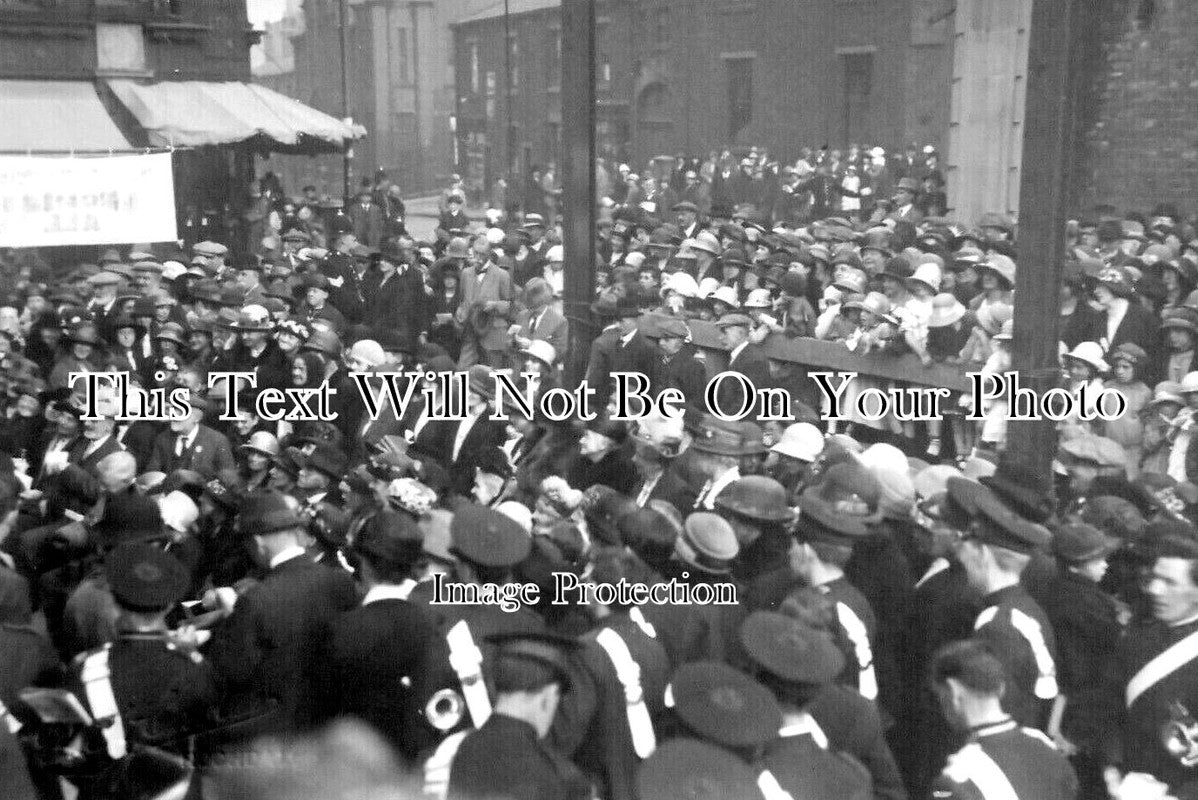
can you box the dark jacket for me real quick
[448,714,591,800]
[146,424,238,480]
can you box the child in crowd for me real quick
[1160,307,1198,383]
[926,293,974,459]
[1059,341,1108,439]
[1140,381,1185,475]
[1103,343,1152,479]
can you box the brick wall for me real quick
[1074,0,1198,217]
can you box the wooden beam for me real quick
[1009,0,1083,474]
[559,0,597,386]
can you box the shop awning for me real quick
[0,81,134,153]
[106,80,366,152]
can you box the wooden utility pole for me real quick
[1008,0,1084,477]
[560,0,597,386]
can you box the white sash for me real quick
[835,602,878,700]
[757,770,796,800]
[422,729,469,800]
[777,711,829,750]
[629,607,657,639]
[79,646,127,759]
[941,743,1018,800]
[1127,627,1198,708]
[975,606,1059,700]
[446,621,491,727]
[595,628,656,758]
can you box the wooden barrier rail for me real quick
[638,314,974,393]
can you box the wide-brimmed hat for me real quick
[928,293,967,327]
[708,286,740,309]
[1052,523,1119,564]
[520,339,556,367]
[977,254,1016,289]
[842,291,896,324]
[153,322,187,346]
[1064,341,1108,372]
[1160,306,1198,335]
[228,305,275,332]
[65,322,102,346]
[906,261,943,294]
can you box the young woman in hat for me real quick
[1104,344,1152,478]
[1059,341,1109,439]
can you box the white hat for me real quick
[710,286,740,308]
[521,339,556,366]
[906,262,943,293]
[771,423,824,462]
[546,244,564,263]
[485,227,506,245]
[624,251,646,269]
[1180,371,1198,395]
[744,289,773,309]
[348,339,387,369]
[690,231,722,256]
[860,443,909,478]
[161,260,187,280]
[869,146,886,158]
[158,490,199,533]
[663,272,700,298]
[495,501,533,534]
[698,277,722,298]
[1064,341,1108,373]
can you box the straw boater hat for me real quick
[1064,341,1107,372]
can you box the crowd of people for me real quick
[0,154,1196,800]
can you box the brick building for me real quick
[452,0,951,196]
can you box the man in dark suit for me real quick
[445,366,509,496]
[68,412,126,478]
[712,314,770,421]
[205,491,358,733]
[1093,266,1161,382]
[649,317,708,414]
[349,191,385,248]
[324,510,439,763]
[512,277,568,360]
[145,396,237,480]
[584,295,662,411]
[362,240,427,339]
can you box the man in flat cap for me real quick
[714,313,770,421]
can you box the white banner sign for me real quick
[0,153,177,247]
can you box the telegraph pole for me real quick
[338,0,352,202]
[1008,0,1085,477]
[560,0,597,385]
[503,0,514,178]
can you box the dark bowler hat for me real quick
[969,488,1051,554]
[795,493,870,544]
[237,490,305,535]
[1052,523,1119,564]
[740,610,846,685]
[669,661,782,748]
[450,503,531,567]
[637,739,763,800]
[715,476,795,523]
[105,542,190,612]
[691,416,767,457]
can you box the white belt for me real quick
[79,646,127,759]
[835,602,878,700]
[446,621,491,728]
[975,606,1058,699]
[595,628,656,758]
[757,769,796,800]
[422,729,469,800]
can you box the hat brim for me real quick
[929,306,967,328]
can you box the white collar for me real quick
[177,426,199,447]
[915,557,950,590]
[620,328,637,346]
[729,341,749,362]
[270,544,307,569]
[363,580,417,605]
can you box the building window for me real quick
[508,34,519,89]
[548,29,561,85]
[842,52,874,145]
[485,70,496,120]
[726,57,753,140]
[468,41,480,94]
[96,23,147,74]
[396,27,410,85]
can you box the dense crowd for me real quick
[0,159,1197,800]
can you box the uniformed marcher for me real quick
[951,479,1059,731]
[89,542,217,752]
[929,639,1077,800]
[323,509,439,763]
[637,738,766,800]
[434,631,592,800]
[740,609,902,800]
